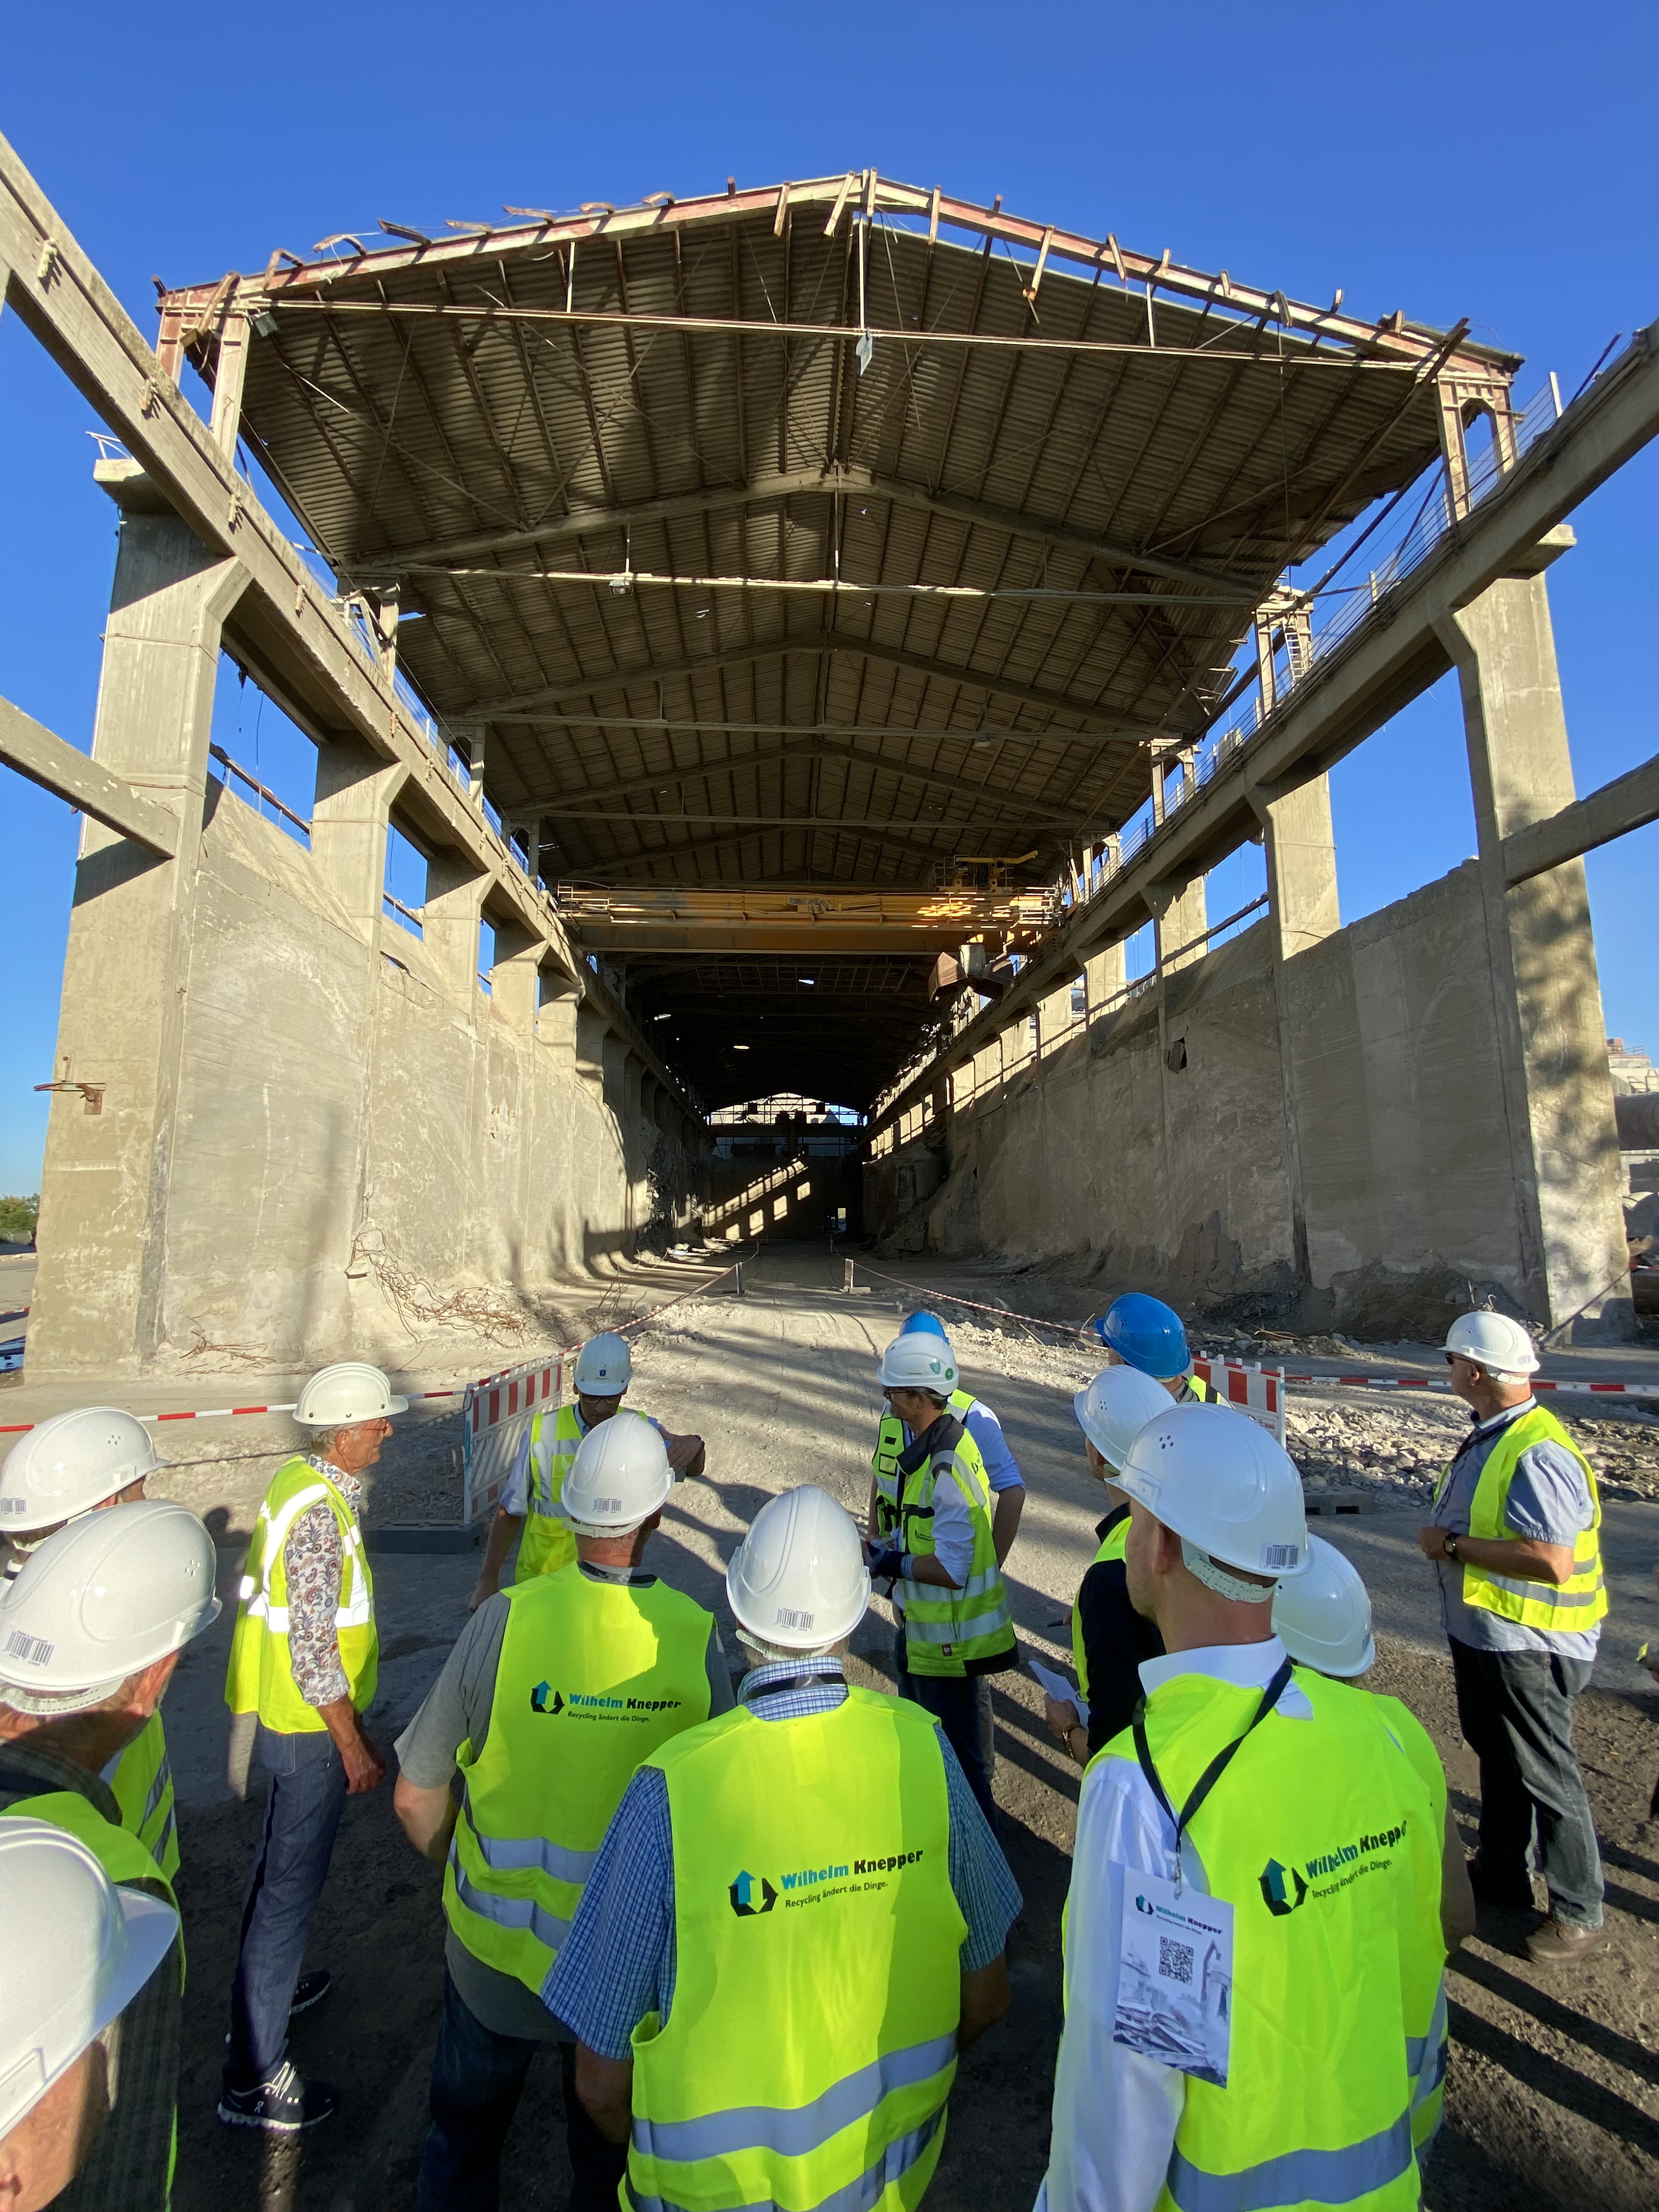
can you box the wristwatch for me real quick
[1442,1532,1460,1561]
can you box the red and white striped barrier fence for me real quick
[1190,1360,1288,1444]
[0,1387,464,1437]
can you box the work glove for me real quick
[865,1543,906,1583]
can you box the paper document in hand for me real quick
[1026,1656,1088,1728]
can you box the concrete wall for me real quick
[31,783,650,1374]
[882,859,1626,1338]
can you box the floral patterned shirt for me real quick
[284,1458,363,1708]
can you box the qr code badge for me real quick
[1158,1934,1195,1984]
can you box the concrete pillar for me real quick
[310,738,408,939]
[422,851,489,1005]
[489,918,545,1036]
[1254,775,1339,962]
[537,979,579,1058]
[30,471,249,1372]
[1148,873,1207,978]
[1084,938,1127,1025]
[1434,574,1632,1336]
[210,314,250,459]
[574,1007,607,1095]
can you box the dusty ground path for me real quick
[106,1242,1659,2208]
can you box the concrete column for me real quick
[574,1007,607,1094]
[30,471,249,1372]
[1085,937,1127,1023]
[1148,873,1207,977]
[1434,574,1632,1336]
[210,314,250,458]
[309,738,408,939]
[422,852,489,1005]
[537,980,579,1058]
[1253,775,1339,962]
[489,919,545,1035]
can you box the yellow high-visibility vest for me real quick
[516,1404,584,1581]
[1373,1691,1451,2156]
[225,1458,376,1733]
[107,1709,179,1882]
[872,1389,986,1541]
[1070,1516,1130,1706]
[628,1688,967,2212]
[445,1564,715,1993]
[1435,1406,1607,1634]
[894,1427,1014,1677]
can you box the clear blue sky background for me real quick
[3,1,1656,1189]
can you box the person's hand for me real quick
[666,1434,704,1477]
[1417,1526,1448,1562]
[1043,1695,1081,1745]
[342,1726,386,1796]
[864,1542,905,1583]
[467,1575,498,1613]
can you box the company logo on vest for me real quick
[729,1869,779,1916]
[1258,1857,1309,1916]
[530,1681,565,1714]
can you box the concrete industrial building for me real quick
[4,139,1658,1374]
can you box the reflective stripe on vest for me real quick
[443,1565,714,1993]
[628,1688,966,2212]
[1084,1670,1441,2212]
[894,1433,1014,1676]
[871,1412,906,1540]
[224,1458,377,1731]
[106,1710,180,1883]
[516,1404,585,1582]
[1436,1406,1607,1633]
[1071,1519,1128,1706]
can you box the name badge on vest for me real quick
[1114,1869,1234,2087]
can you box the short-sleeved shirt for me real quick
[961,1401,1023,1496]
[543,1657,1024,2060]
[394,1562,733,2040]
[1430,1398,1600,1657]
[499,1406,669,1517]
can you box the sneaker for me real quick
[289,1970,332,2019]
[1467,1857,1535,1912]
[217,2061,338,2133]
[1525,1916,1611,1966]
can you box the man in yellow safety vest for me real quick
[549,1484,1022,2212]
[1040,1401,1444,2212]
[1417,1309,1610,1966]
[221,1361,404,2133]
[0,1499,219,2209]
[393,1411,729,2211]
[1,1407,180,1879]
[469,1331,706,1607]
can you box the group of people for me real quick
[0,1286,1613,2212]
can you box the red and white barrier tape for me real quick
[0,1387,465,1437]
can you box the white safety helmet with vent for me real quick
[876,1334,958,1396]
[1443,1311,1539,1379]
[0,1499,221,1713]
[292,1362,408,1427]
[0,1815,180,2138]
[558,1411,672,1537]
[0,1408,163,1538]
[1073,1365,1171,1474]
[1272,1535,1376,1677]
[726,1485,870,1652]
[1116,1402,1311,1583]
[573,1333,634,1397]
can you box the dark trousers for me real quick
[1449,1637,1605,1928]
[895,1626,998,1829]
[225,1725,348,2084]
[416,1968,627,2212]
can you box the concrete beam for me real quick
[0,691,179,857]
[1502,745,1659,885]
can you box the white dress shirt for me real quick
[1035,1638,1312,2212]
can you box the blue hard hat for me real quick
[1094,1293,1189,1380]
[900,1311,951,1342]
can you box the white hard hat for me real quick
[876,1334,958,1395]
[1444,1310,1538,1378]
[293,1362,408,1426]
[0,1816,179,2137]
[0,1409,164,1537]
[1074,1366,1171,1473]
[1272,1536,1375,1677]
[726,1485,870,1651]
[558,1412,672,1537]
[573,1333,633,1396]
[1117,1402,1311,1581]
[0,1500,222,1713]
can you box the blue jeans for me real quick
[225,1724,348,2084]
[417,1968,626,2212]
[895,1626,998,1829]
[1450,1638,1605,1928]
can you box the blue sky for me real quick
[3,1,1656,1189]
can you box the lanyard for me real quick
[1133,1656,1294,1892]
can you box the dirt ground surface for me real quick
[26,1243,1659,2210]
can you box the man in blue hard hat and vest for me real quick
[1091,1292,1216,1403]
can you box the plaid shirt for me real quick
[285,1458,363,1708]
[544,1657,1023,2059]
[0,1740,180,2212]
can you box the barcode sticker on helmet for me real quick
[595,1497,622,1513]
[1261,1544,1300,1570]
[0,1499,27,1515]
[4,1628,54,1667]
[775,1606,814,1630]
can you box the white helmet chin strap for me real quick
[1181,1538,1277,1605]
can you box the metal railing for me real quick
[207,744,312,845]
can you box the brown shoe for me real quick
[1525,1916,1610,1965]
